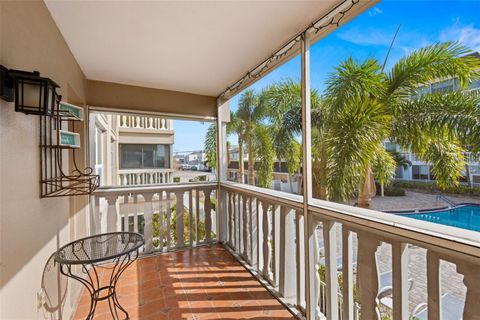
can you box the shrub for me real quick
[393,180,480,196]
[173,177,180,183]
[375,183,406,196]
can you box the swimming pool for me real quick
[404,205,480,232]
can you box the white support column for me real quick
[301,30,314,320]
[322,219,338,320]
[279,207,296,299]
[342,227,354,320]
[426,251,441,320]
[392,241,409,320]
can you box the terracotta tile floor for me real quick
[73,244,296,319]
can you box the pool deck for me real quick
[367,190,480,212]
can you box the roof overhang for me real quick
[45,0,376,101]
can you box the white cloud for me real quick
[440,22,480,51]
[337,27,395,46]
[368,7,383,17]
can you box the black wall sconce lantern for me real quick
[0,65,59,115]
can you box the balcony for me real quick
[118,115,173,132]
[91,182,480,320]
[118,168,174,186]
[3,1,480,320]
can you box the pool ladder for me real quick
[437,195,456,207]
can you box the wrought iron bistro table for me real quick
[54,232,144,320]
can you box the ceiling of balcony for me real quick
[44,0,340,97]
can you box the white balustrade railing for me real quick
[118,169,174,186]
[117,114,173,130]
[219,181,480,320]
[464,87,480,99]
[92,182,217,253]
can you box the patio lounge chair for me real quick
[376,270,414,309]
[411,293,464,320]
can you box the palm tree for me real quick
[324,42,480,207]
[228,110,246,183]
[204,123,217,172]
[235,90,273,187]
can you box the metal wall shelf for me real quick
[40,97,99,198]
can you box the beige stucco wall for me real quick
[87,80,218,119]
[0,1,89,319]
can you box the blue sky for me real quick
[174,0,480,151]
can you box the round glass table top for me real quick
[54,232,144,265]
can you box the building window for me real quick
[412,165,429,180]
[120,144,170,169]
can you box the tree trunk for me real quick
[465,163,472,187]
[381,182,384,197]
[248,137,255,185]
[238,136,244,183]
[358,167,376,208]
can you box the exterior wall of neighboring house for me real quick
[0,2,90,319]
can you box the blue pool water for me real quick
[404,205,480,232]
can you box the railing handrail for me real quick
[118,168,174,173]
[94,181,217,196]
[220,181,480,261]
[220,181,303,211]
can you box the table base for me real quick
[59,250,138,320]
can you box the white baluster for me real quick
[296,211,306,310]
[307,217,321,319]
[457,260,480,319]
[262,202,271,280]
[204,188,213,243]
[189,190,193,247]
[175,191,184,247]
[166,192,172,250]
[272,205,281,287]
[161,118,165,129]
[279,206,296,299]
[342,227,354,320]
[357,231,381,320]
[121,194,129,232]
[322,219,338,320]
[158,191,164,252]
[228,192,233,247]
[242,195,249,261]
[132,194,139,233]
[196,189,200,244]
[257,200,264,274]
[392,241,409,320]
[426,251,441,320]
[92,195,101,235]
[143,193,154,253]
[105,195,119,232]
[250,197,258,268]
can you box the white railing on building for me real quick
[219,181,480,320]
[118,169,174,186]
[464,87,480,99]
[93,182,217,253]
[118,114,173,130]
